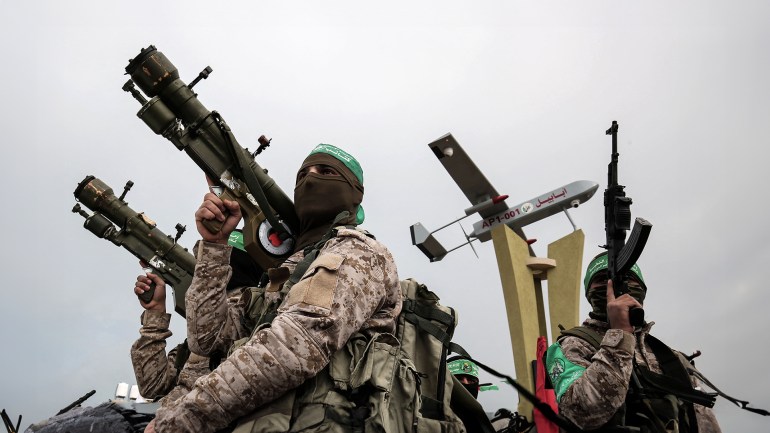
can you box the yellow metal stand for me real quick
[546,230,585,340]
[491,225,584,418]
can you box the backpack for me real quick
[231,276,483,433]
[397,278,458,420]
[397,278,494,432]
[229,225,491,432]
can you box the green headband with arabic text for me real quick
[307,143,365,224]
[228,231,246,252]
[584,253,646,292]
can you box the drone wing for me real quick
[428,133,509,219]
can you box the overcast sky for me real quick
[1,1,768,431]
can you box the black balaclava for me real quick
[583,252,647,321]
[586,272,647,321]
[293,153,364,251]
[460,376,480,399]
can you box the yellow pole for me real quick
[491,225,585,418]
[491,224,540,417]
[546,229,585,342]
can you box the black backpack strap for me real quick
[448,342,471,358]
[403,299,455,327]
[401,301,456,347]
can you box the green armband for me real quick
[546,343,587,402]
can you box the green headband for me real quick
[306,143,365,225]
[584,253,645,292]
[228,231,246,252]
[448,359,479,378]
[308,144,364,185]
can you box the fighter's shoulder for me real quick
[558,334,599,353]
[329,226,391,255]
[557,325,606,358]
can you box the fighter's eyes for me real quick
[298,165,340,180]
[320,167,339,176]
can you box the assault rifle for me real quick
[73,176,195,318]
[56,390,96,416]
[603,121,652,327]
[122,45,298,271]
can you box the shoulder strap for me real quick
[559,326,603,350]
[681,356,770,416]
[285,212,365,292]
[401,298,456,347]
[637,335,718,408]
[172,339,191,384]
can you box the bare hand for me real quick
[195,192,242,244]
[144,419,156,433]
[606,279,642,333]
[135,272,167,313]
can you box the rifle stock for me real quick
[73,176,195,318]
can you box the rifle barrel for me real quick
[56,390,96,416]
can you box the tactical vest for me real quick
[558,326,716,433]
[226,227,481,433]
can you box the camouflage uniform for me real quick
[182,240,296,358]
[153,227,401,433]
[130,284,241,405]
[549,318,721,433]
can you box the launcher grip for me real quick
[138,281,156,303]
[200,188,239,235]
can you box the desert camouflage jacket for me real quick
[154,228,401,433]
[547,318,721,433]
[130,295,240,406]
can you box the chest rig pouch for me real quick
[287,279,469,433]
